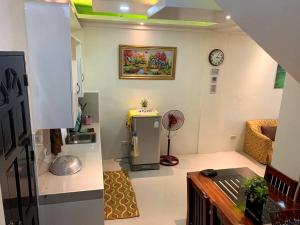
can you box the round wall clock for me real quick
[209,49,224,66]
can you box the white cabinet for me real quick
[25,2,78,130]
[39,199,104,225]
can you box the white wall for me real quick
[0,0,28,52]
[82,24,283,159]
[198,33,283,153]
[272,75,300,181]
[83,26,209,159]
[0,0,28,224]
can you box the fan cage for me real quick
[162,110,185,131]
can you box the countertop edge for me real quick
[39,189,103,205]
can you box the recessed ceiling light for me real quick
[226,15,231,20]
[140,22,144,26]
[120,5,129,12]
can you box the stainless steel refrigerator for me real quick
[129,116,162,171]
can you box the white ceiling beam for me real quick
[148,0,224,22]
[151,0,221,10]
[147,0,167,17]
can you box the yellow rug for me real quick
[104,170,140,220]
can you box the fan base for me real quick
[160,155,179,166]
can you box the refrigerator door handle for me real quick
[132,135,139,157]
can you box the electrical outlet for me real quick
[34,133,43,146]
[230,135,237,140]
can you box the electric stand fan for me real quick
[160,110,185,166]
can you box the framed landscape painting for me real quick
[119,45,177,80]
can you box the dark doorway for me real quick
[0,52,39,225]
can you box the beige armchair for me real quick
[244,119,278,165]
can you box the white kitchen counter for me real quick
[37,120,104,225]
[38,123,104,200]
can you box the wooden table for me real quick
[186,167,299,225]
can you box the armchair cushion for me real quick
[261,126,277,141]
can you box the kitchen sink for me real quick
[65,128,96,144]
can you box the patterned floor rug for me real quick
[104,170,140,220]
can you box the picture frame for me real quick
[274,64,286,89]
[211,76,218,84]
[210,84,217,94]
[119,45,177,80]
[211,68,220,76]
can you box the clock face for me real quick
[209,49,224,66]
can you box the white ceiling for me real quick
[92,0,223,18]
[216,0,300,83]
[87,0,236,29]
[92,0,156,14]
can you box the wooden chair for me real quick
[270,209,300,225]
[264,165,298,199]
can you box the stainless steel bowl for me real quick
[49,155,82,176]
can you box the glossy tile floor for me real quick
[103,151,266,225]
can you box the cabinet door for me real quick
[71,61,79,124]
[75,44,84,98]
[25,2,76,130]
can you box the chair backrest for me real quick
[247,119,278,133]
[296,189,300,205]
[264,165,298,199]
